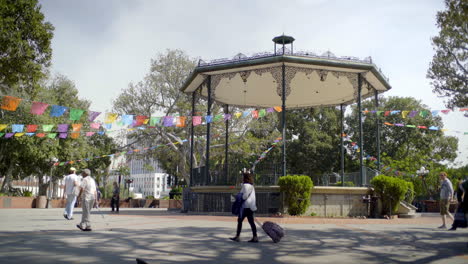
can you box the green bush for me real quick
[22,190,33,197]
[371,175,413,215]
[169,186,183,200]
[278,175,313,216]
[404,181,415,203]
[146,195,154,199]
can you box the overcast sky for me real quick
[38,0,467,166]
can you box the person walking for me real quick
[111,181,120,213]
[62,167,79,220]
[230,171,258,243]
[449,178,468,230]
[438,172,454,229]
[76,169,97,232]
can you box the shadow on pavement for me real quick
[0,224,466,264]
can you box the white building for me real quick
[128,158,170,199]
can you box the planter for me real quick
[169,199,182,209]
[36,196,47,209]
[159,200,169,208]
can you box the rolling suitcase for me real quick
[255,219,285,243]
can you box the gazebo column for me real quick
[206,76,212,184]
[189,90,196,186]
[340,104,345,187]
[358,73,364,186]
[375,90,381,170]
[224,105,229,180]
[281,63,287,177]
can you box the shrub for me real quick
[404,181,415,203]
[169,186,183,200]
[22,190,33,197]
[371,175,413,215]
[278,175,313,216]
[146,195,154,200]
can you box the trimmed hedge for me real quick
[278,175,313,216]
[371,175,414,215]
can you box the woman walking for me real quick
[230,171,258,243]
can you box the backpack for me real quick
[231,192,244,216]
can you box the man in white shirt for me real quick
[76,169,97,232]
[62,167,78,220]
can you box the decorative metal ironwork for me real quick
[197,50,389,82]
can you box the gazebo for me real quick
[181,35,391,189]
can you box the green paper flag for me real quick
[0,133,4,137]
[259,109,266,118]
[419,110,429,118]
[150,117,161,126]
[70,108,85,121]
[213,114,223,122]
[42,125,54,132]
[47,133,57,138]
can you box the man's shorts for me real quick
[440,199,450,215]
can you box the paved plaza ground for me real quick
[0,208,467,264]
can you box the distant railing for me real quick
[191,162,378,187]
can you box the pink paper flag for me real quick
[192,116,202,126]
[30,102,49,115]
[86,132,95,137]
[90,123,101,129]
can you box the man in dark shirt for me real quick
[111,181,120,213]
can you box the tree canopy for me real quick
[427,0,468,108]
[0,0,54,95]
[112,49,281,184]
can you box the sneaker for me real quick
[229,236,240,242]
[63,214,68,220]
[448,227,457,231]
[76,224,84,231]
[67,217,74,220]
[438,225,447,229]
[83,228,92,231]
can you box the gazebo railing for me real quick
[191,163,378,187]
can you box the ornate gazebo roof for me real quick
[181,37,391,109]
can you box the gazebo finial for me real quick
[272,35,295,55]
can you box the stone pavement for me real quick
[0,208,467,264]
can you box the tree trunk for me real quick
[0,166,13,193]
[38,176,48,196]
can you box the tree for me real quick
[347,96,458,165]
[346,96,458,197]
[113,49,281,184]
[0,0,54,95]
[427,0,468,108]
[0,74,117,195]
[285,107,357,180]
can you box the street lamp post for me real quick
[416,166,431,199]
[47,157,58,208]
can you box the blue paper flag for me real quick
[50,105,68,117]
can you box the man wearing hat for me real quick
[62,167,79,220]
[77,169,97,231]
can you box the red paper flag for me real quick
[136,115,148,126]
[26,125,38,133]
